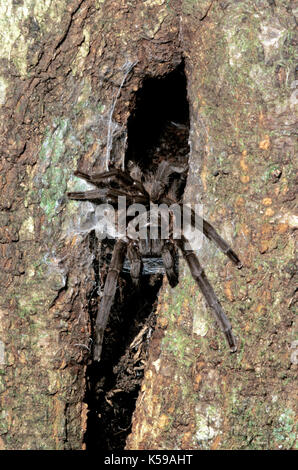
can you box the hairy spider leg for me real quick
[202,219,242,268]
[74,168,147,195]
[127,241,143,286]
[176,235,238,352]
[68,166,241,358]
[67,188,118,206]
[94,238,128,361]
[68,187,148,207]
[74,169,133,187]
[166,202,242,269]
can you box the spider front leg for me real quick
[94,238,128,361]
[74,168,147,196]
[176,235,237,352]
[166,202,242,269]
[127,241,142,287]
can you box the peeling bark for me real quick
[0,0,296,450]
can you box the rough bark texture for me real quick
[0,0,297,450]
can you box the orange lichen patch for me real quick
[240,159,249,171]
[240,174,250,184]
[195,360,205,371]
[276,223,289,234]
[259,135,270,150]
[144,369,153,381]
[195,373,202,385]
[260,223,273,238]
[152,393,160,407]
[181,431,193,449]
[211,434,221,450]
[265,208,274,217]
[167,405,175,414]
[155,301,163,316]
[259,238,277,254]
[262,197,272,206]
[240,223,251,237]
[256,304,266,316]
[157,316,169,329]
[84,141,99,161]
[258,222,277,253]
[258,240,270,253]
[70,235,79,247]
[259,110,265,124]
[240,151,249,172]
[224,281,234,302]
[193,373,202,391]
[177,314,186,326]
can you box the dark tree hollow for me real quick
[84,61,190,450]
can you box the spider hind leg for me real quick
[181,205,243,269]
[203,218,243,269]
[177,236,237,352]
[94,238,128,361]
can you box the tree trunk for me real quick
[0,0,296,450]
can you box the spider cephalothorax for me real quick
[68,161,242,361]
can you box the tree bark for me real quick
[0,0,296,450]
[126,0,297,450]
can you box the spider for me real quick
[67,160,242,361]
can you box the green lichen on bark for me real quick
[0,0,68,76]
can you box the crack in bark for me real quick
[54,0,87,51]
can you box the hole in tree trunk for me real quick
[84,61,190,450]
[126,61,190,172]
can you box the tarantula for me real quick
[68,161,242,361]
